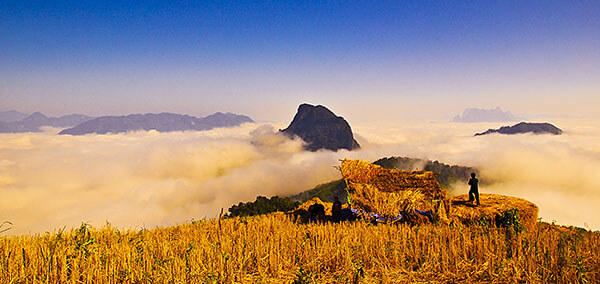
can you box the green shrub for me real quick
[497,208,525,234]
[226,196,300,218]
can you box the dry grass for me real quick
[339,159,447,200]
[1,214,599,283]
[349,182,431,220]
[451,194,540,232]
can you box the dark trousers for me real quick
[469,189,480,205]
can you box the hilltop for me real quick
[229,158,538,233]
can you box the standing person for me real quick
[468,172,480,206]
[332,196,342,222]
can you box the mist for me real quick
[1,118,600,235]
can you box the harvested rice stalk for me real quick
[348,182,433,219]
[340,159,448,200]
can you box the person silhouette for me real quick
[308,203,325,223]
[332,196,342,222]
[468,172,480,206]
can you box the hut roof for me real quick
[339,159,447,200]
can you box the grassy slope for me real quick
[289,179,347,203]
[1,214,598,283]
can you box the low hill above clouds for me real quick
[59,112,253,135]
[475,122,562,136]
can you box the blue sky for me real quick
[1,1,599,122]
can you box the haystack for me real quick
[340,159,447,199]
[451,194,539,231]
[339,159,450,224]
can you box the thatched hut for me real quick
[451,194,539,232]
[339,159,451,224]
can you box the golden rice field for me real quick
[1,213,599,283]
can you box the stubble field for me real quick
[1,213,598,283]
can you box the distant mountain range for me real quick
[453,107,518,123]
[0,110,28,122]
[59,112,253,135]
[0,112,94,133]
[280,104,360,152]
[475,122,562,136]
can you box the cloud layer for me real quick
[1,119,600,235]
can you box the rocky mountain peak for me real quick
[281,104,360,152]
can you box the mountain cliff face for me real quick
[59,112,253,135]
[0,112,94,133]
[475,122,562,136]
[280,104,360,152]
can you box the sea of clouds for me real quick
[1,118,600,235]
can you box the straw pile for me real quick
[340,159,447,200]
[348,182,430,218]
[450,194,539,231]
[339,159,450,224]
